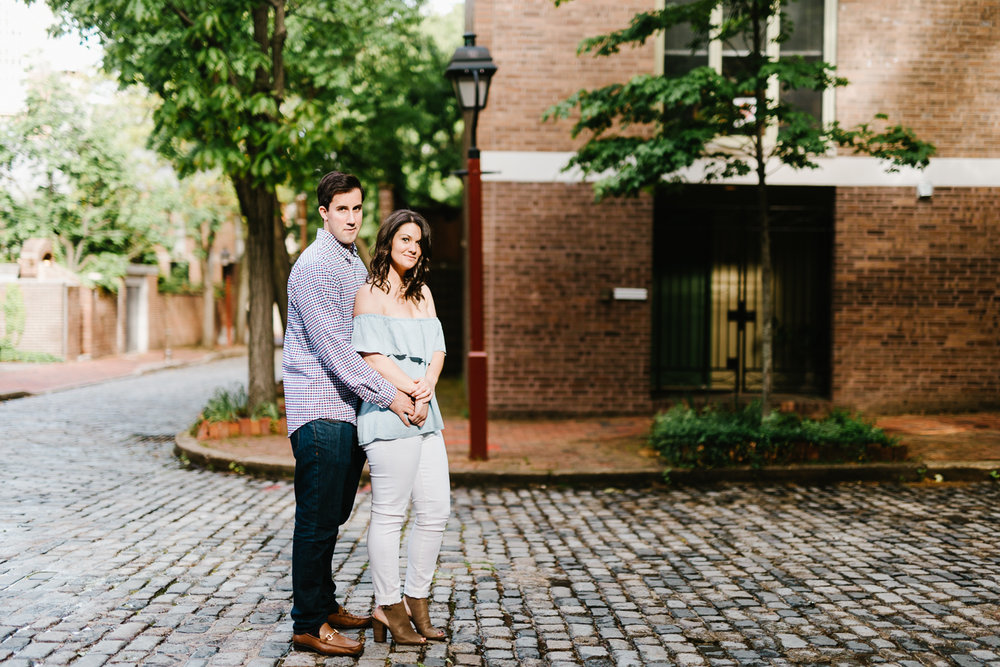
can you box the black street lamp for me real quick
[446,33,497,461]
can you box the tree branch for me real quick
[166,2,195,27]
[271,0,287,102]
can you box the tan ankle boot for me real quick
[404,595,446,640]
[372,601,425,645]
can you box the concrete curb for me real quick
[174,432,1000,486]
[176,432,294,479]
[664,461,1000,485]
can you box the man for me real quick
[283,171,415,656]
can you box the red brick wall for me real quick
[478,0,656,152]
[2,283,67,358]
[149,292,203,349]
[472,0,1000,416]
[484,181,654,416]
[836,0,1000,157]
[833,187,1000,412]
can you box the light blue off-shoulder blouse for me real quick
[352,313,446,446]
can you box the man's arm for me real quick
[291,260,399,409]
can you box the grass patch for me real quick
[435,375,467,419]
[651,402,902,469]
[0,349,62,363]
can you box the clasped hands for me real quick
[389,377,434,427]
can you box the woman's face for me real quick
[390,222,422,274]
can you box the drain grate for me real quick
[132,434,176,443]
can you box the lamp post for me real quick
[446,33,497,461]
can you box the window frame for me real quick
[654,0,839,127]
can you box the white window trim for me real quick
[480,151,1000,189]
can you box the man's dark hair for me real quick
[317,171,365,209]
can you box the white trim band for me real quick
[481,151,1000,188]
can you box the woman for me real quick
[352,209,450,645]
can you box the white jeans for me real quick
[363,431,450,606]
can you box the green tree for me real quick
[0,71,162,291]
[546,0,934,413]
[46,0,461,408]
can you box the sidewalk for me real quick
[3,349,998,484]
[177,411,1000,486]
[0,346,246,400]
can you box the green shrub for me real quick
[158,262,203,295]
[201,384,249,422]
[0,348,62,363]
[650,402,900,469]
[251,400,281,420]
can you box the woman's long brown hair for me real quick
[367,209,432,303]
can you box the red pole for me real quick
[467,152,488,460]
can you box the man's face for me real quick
[320,188,363,245]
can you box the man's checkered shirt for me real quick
[282,228,396,436]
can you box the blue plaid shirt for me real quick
[282,228,397,436]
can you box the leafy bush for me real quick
[201,384,249,423]
[251,400,281,420]
[650,402,900,469]
[0,348,62,363]
[158,262,203,295]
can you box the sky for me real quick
[424,0,463,15]
[0,0,100,115]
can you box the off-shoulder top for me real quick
[351,313,446,446]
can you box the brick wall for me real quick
[483,181,654,416]
[832,187,1000,412]
[149,292,203,349]
[2,282,67,358]
[477,0,1000,157]
[836,0,1000,157]
[471,0,1000,416]
[478,0,656,152]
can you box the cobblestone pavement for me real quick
[2,361,1000,666]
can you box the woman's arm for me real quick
[410,350,446,427]
[424,351,445,391]
[360,353,432,401]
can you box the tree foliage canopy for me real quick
[0,71,240,292]
[0,72,162,289]
[46,0,461,204]
[42,0,464,407]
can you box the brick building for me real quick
[469,0,1000,416]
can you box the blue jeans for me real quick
[289,419,367,635]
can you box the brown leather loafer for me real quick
[328,604,372,629]
[292,623,363,656]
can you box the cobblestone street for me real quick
[1,359,999,666]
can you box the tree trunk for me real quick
[272,201,290,332]
[751,0,773,416]
[233,176,276,410]
[757,179,773,416]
